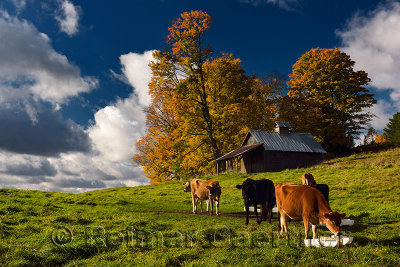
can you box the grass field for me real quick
[1,148,400,266]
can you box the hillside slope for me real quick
[1,149,400,266]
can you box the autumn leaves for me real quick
[133,11,375,183]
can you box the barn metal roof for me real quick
[249,130,327,153]
[216,143,264,162]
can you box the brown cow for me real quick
[302,173,316,185]
[183,179,221,216]
[275,183,345,239]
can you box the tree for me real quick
[280,48,376,154]
[134,11,279,183]
[363,127,377,145]
[383,112,400,142]
[375,133,387,144]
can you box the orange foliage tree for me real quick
[133,11,279,183]
[279,48,376,154]
[374,133,387,144]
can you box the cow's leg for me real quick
[267,202,272,224]
[215,199,219,216]
[312,224,317,239]
[206,199,210,212]
[193,196,199,214]
[280,212,288,238]
[200,200,203,213]
[255,204,261,224]
[210,198,214,216]
[245,205,250,225]
[303,218,310,239]
[191,195,196,214]
[261,203,266,221]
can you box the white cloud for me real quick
[240,0,299,11]
[9,0,26,11]
[367,100,394,130]
[338,2,400,131]
[88,97,146,162]
[0,51,154,192]
[0,14,97,106]
[55,0,80,36]
[120,51,154,106]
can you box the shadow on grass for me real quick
[353,236,400,247]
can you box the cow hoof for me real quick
[217,213,220,216]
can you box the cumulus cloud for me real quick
[0,103,91,157]
[89,98,146,162]
[9,0,26,11]
[0,14,97,105]
[4,159,57,177]
[120,51,154,106]
[89,51,154,162]
[55,0,80,36]
[240,0,299,11]
[338,2,400,130]
[0,51,154,192]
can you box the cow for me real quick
[301,173,329,202]
[310,184,329,203]
[302,173,316,185]
[183,179,221,216]
[236,178,275,225]
[275,183,345,239]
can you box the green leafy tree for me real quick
[383,112,400,142]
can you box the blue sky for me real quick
[1,0,399,192]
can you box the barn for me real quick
[215,122,327,174]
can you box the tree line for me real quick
[133,10,377,184]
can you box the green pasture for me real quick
[1,148,400,266]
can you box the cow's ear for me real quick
[338,212,346,219]
[206,186,211,190]
[236,185,242,189]
[324,213,333,219]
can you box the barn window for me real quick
[248,136,256,145]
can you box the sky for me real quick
[1,0,400,192]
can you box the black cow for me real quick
[236,178,275,225]
[310,184,329,203]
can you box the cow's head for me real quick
[324,212,346,236]
[302,173,316,185]
[206,184,221,198]
[183,181,191,192]
[236,179,255,203]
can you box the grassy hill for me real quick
[1,148,400,266]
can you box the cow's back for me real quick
[310,184,329,202]
[191,179,219,199]
[255,179,274,203]
[276,183,327,220]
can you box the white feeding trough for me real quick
[321,218,354,227]
[244,206,261,212]
[304,235,354,248]
[244,207,278,213]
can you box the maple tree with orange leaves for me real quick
[133,11,280,183]
[279,48,376,154]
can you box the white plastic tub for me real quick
[244,207,278,213]
[304,235,354,248]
